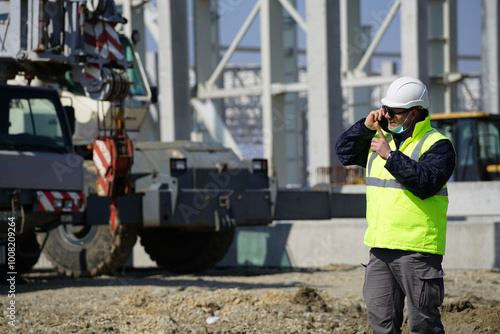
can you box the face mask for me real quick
[389,111,413,135]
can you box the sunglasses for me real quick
[382,105,414,117]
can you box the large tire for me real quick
[41,224,139,277]
[40,159,139,278]
[140,228,235,274]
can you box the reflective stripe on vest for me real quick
[365,177,448,196]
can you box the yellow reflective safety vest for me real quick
[364,115,450,255]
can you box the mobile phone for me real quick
[378,117,389,132]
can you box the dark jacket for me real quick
[335,117,456,200]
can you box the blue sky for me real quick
[213,0,482,74]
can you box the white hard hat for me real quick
[381,76,429,109]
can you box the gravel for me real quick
[1,265,500,333]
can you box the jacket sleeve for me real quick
[385,139,456,200]
[335,118,376,168]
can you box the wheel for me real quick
[40,223,139,277]
[140,228,235,274]
[40,159,139,277]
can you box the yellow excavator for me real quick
[431,112,500,181]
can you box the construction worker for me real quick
[335,76,456,334]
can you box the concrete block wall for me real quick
[217,217,500,271]
[35,181,500,271]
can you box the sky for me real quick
[181,0,482,75]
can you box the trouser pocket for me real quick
[415,266,445,309]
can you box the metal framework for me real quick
[482,0,500,115]
[118,0,496,187]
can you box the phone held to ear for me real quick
[378,117,389,132]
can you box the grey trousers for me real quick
[363,248,445,334]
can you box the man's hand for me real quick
[371,123,392,160]
[364,108,385,130]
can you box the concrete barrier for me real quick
[216,182,500,270]
[35,181,500,271]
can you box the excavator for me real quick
[431,112,500,182]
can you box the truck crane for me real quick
[0,0,137,276]
[1,0,367,278]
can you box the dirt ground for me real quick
[1,265,500,334]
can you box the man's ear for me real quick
[410,109,419,122]
[413,108,425,122]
